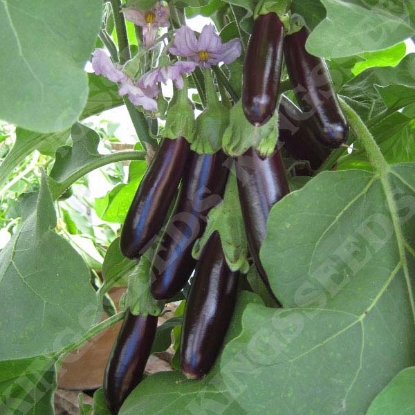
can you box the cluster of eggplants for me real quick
[150,150,229,299]
[104,138,233,413]
[242,13,349,149]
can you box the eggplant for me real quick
[103,310,158,414]
[180,231,239,379]
[242,12,284,126]
[120,137,191,259]
[278,95,332,171]
[283,26,349,148]
[150,150,229,300]
[235,147,289,296]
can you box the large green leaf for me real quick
[222,164,415,414]
[0,173,99,361]
[307,0,415,58]
[121,370,245,415]
[0,357,56,415]
[261,165,415,311]
[220,299,414,414]
[0,0,103,132]
[366,367,415,414]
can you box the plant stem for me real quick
[99,29,119,61]
[0,151,40,197]
[50,150,146,200]
[203,68,219,106]
[110,0,130,64]
[338,97,388,174]
[54,311,126,359]
[123,99,159,150]
[192,67,207,107]
[212,66,239,102]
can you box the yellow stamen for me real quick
[145,12,156,23]
[198,50,209,62]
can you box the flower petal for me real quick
[121,6,146,27]
[91,49,126,83]
[198,24,221,53]
[215,38,242,65]
[118,79,158,111]
[169,26,199,57]
[138,70,160,89]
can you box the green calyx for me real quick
[286,13,306,35]
[222,100,279,157]
[120,253,163,317]
[192,170,250,273]
[191,69,230,154]
[254,0,291,18]
[164,76,195,142]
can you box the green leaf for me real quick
[227,164,415,414]
[120,371,246,415]
[0,128,70,190]
[290,0,326,30]
[95,160,147,223]
[93,388,112,415]
[338,110,415,170]
[78,395,94,415]
[340,54,415,121]
[262,166,415,310]
[366,367,415,415]
[186,0,227,18]
[225,0,255,33]
[101,237,135,292]
[0,357,56,415]
[351,42,407,75]
[67,234,104,270]
[81,73,124,120]
[220,301,415,414]
[0,0,103,132]
[48,123,144,200]
[0,173,99,360]
[150,317,182,354]
[119,291,263,415]
[307,0,415,58]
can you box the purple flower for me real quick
[92,48,126,83]
[122,3,170,47]
[169,24,242,68]
[139,61,197,89]
[91,49,158,111]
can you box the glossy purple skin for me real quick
[103,311,158,414]
[283,26,349,148]
[150,150,229,300]
[120,137,191,259]
[278,95,332,171]
[235,147,290,293]
[242,12,284,126]
[180,231,239,379]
